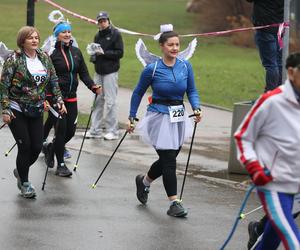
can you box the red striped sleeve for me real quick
[234,88,282,164]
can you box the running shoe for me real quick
[104,132,119,140]
[247,221,262,250]
[85,131,103,139]
[167,200,188,217]
[135,174,150,205]
[20,182,36,198]
[55,164,72,177]
[64,148,72,159]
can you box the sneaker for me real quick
[13,168,21,190]
[64,148,72,159]
[167,200,188,217]
[85,131,103,139]
[55,164,72,177]
[44,142,54,168]
[247,221,262,250]
[104,132,119,140]
[135,174,150,205]
[20,182,36,198]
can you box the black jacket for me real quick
[247,0,284,34]
[90,26,124,75]
[50,41,95,99]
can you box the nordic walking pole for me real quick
[239,205,263,219]
[5,142,17,156]
[42,114,62,190]
[73,94,97,172]
[179,116,198,200]
[91,131,128,188]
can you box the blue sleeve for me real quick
[129,65,153,118]
[185,61,200,109]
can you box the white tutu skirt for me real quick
[136,111,193,150]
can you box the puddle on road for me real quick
[179,166,249,183]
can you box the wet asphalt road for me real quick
[0,126,267,250]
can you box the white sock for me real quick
[143,176,151,187]
[170,199,179,205]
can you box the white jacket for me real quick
[235,80,300,193]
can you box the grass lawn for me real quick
[0,0,265,109]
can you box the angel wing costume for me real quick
[41,10,79,55]
[0,42,13,66]
[135,38,197,67]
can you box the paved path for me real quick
[0,126,264,250]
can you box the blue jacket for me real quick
[129,58,200,118]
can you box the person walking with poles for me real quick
[43,21,101,177]
[235,53,300,249]
[127,24,202,217]
[0,26,66,198]
[86,11,124,140]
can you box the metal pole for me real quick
[27,0,35,26]
[282,0,291,84]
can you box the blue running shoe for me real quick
[64,148,71,159]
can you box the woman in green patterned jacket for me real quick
[0,26,66,198]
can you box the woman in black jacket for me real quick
[44,21,101,177]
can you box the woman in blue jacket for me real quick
[127,26,202,217]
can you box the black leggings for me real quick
[43,113,55,140]
[47,101,77,165]
[9,110,44,183]
[147,148,181,197]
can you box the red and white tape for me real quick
[42,0,289,43]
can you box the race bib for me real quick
[168,105,185,123]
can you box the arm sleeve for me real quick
[234,96,269,166]
[0,55,15,111]
[77,49,95,90]
[129,65,153,118]
[102,31,124,60]
[185,61,200,109]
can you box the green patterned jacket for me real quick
[0,49,62,113]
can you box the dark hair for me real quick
[285,52,300,69]
[158,31,179,44]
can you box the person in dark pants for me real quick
[0,26,65,198]
[43,21,101,177]
[127,25,202,217]
[247,0,284,92]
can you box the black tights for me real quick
[147,148,181,197]
[46,102,77,165]
[9,110,43,183]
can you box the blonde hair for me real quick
[16,26,40,49]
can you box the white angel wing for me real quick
[135,38,160,67]
[41,36,55,55]
[0,42,13,65]
[178,38,197,61]
[41,35,79,55]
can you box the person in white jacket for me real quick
[234,52,300,250]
